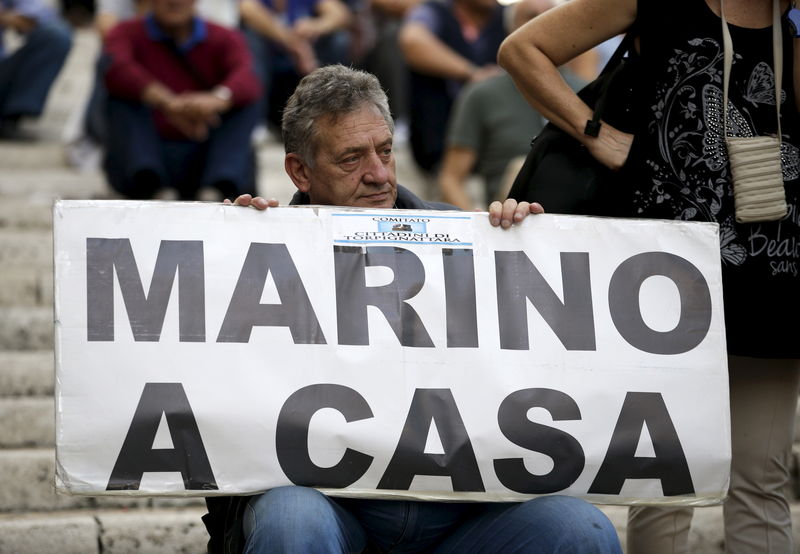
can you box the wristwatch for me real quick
[211,85,233,103]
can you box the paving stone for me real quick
[0,511,99,554]
[0,307,53,350]
[98,507,208,554]
[0,351,54,397]
[0,397,54,447]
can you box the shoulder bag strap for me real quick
[587,31,637,134]
[721,0,782,138]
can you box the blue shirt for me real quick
[144,13,207,52]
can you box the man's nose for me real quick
[363,151,390,184]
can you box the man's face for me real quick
[151,0,195,28]
[298,105,398,208]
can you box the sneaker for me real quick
[64,136,103,172]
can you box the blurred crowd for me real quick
[0,0,614,204]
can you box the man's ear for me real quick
[285,154,311,194]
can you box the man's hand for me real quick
[488,199,544,228]
[178,91,230,122]
[163,103,210,141]
[161,96,216,141]
[223,194,280,210]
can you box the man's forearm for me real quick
[399,23,476,81]
[311,0,351,35]
[240,0,294,46]
[142,81,176,110]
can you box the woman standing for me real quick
[499,1,800,552]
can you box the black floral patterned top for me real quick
[619,0,800,357]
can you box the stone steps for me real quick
[0,448,205,514]
[0,25,216,553]
[0,229,53,268]
[0,198,54,229]
[0,506,208,554]
[0,169,106,199]
[0,307,53,350]
[0,268,53,307]
[0,351,54,397]
[0,397,53,447]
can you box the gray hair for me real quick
[281,65,395,166]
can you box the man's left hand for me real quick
[223,194,280,209]
[488,199,544,228]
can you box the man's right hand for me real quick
[224,194,280,210]
[162,97,211,141]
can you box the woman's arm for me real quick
[497,0,636,169]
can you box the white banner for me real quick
[54,200,730,506]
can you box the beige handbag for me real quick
[722,0,787,223]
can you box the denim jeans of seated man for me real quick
[243,486,622,553]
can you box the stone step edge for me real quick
[0,350,55,398]
[0,505,207,522]
[0,506,209,554]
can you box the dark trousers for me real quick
[103,98,258,200]
[244,29,351,129]
[0,20,72,119]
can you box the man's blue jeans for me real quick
[243,486,622,553]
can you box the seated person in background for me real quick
[239,0,351,129]
[439,0,585,210]
[65,0,241,170]
[360,0,423,137]
[203,64,621,554]
[0,0,72,140]
[102,0,261,200]
[399,0,505,173]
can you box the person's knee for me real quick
[28,21,73,56]
[519,496,621,552]
[244,486,359,553]
[248,485,330,520]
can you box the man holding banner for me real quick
[206,65,621,552]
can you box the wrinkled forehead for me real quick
[313,104,393,155]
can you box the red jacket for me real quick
[104,16,261,139]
